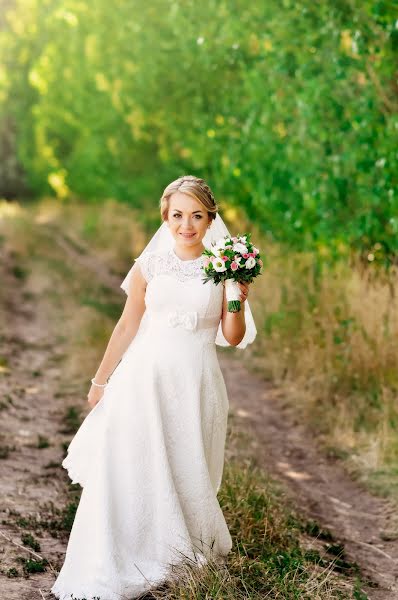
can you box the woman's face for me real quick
[167,191,211,247]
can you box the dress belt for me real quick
[146,308,220,331]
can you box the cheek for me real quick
[196,219,208,231]
[168,218,179,231]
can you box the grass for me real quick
[60,405,82,434]
[17,556,48,574]
[145,453,366,599]
[37,434,51,448]
[21,532,41,552]
[0,444,14,458]
[12,499,80,538]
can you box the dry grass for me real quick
[142,417,367,599]
[229,209,398,496]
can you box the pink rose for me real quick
[232,237,238,243]
[204,257,211,268]
[242,253,249,259]
[221,255,229,262]
[248,252,255,257]
[231,261,239,271]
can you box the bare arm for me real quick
[92,263,147,386]
[220,281,250,346]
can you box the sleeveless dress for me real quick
[51,247,233,600]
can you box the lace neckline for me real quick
[170,247,204,263]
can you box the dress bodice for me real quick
[134,248,224,345]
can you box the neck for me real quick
[173,242,205,260]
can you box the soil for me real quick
[1,216,397,599]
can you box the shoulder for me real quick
[134,250,169,282]
[134,250,169,268]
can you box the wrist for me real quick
[91,377,108,388]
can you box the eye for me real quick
[194,215,203,219]
[172,213,182,218]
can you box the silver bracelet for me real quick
[91,377,108,388]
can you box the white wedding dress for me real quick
[51,247,233,600]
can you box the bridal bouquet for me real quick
[201,233,263,312]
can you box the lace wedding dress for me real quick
[51,247,233,600]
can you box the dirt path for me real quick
[1,214,397,599]
[0,233,74,596]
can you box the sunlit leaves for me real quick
[0,0,397,261]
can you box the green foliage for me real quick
[17,556,48,573]
[0,1,397,260]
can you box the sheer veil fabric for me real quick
[121,213,257,349]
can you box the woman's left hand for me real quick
[237,281,250,303]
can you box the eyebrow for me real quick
[171,209,204,214]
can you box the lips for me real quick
[180,233,196,238]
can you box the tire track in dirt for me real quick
[0,216,123,598]
[0,237,75,597]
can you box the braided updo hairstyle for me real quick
[160,175,218,222]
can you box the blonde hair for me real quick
[160,175,218,222]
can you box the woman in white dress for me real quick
[51,175,257,600]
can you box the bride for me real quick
[51,174,257,600]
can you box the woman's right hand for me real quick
[87,384,105,410]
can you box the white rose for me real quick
[232,242,248,254]
[239,235,247,243]
[245,256,256,269]
[212,258,227,272]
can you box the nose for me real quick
[181,216,194,229]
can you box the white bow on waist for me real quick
[167,309,198,331]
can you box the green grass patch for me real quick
[11,264,28,280]
[155,458,367,598]
[37,434,50,449]
[59,405,82,434]
[17,556,48,574]
[21,532,41,552]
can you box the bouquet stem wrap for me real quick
[225,279,241,313]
